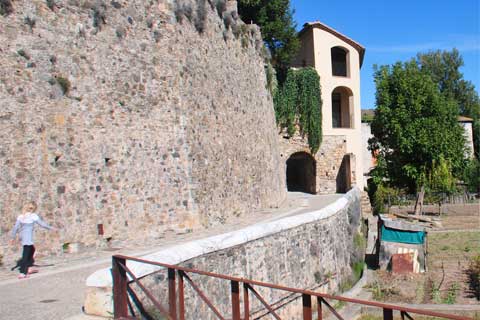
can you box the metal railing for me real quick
[112,255,472,320]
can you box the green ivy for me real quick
[274,67,322,154]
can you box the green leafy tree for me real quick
[275,68,322,154]
[417,49,480,158]
[463,158,480,193]
[369,60,467,192]
[237,0,300,80]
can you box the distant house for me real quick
[361,109,475,186]
[458,116,475,157]
[282,21,365,194]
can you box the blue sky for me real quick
[291,0,480,109]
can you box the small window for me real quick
[331,47,348,77]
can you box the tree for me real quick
[417,49,480,158]
[463,158,480,193]
[369,60,467,192]
[237,0,300,80]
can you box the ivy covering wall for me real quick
[274,67,323,154]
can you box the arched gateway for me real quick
[286,152,316,194]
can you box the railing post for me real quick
[231,281,241,320]
[178,271,185,320]
[383,308,393,320]
[168,268,177,320]
[302,294,312,320]
[243,283,250,320]
[112,256,128,319]
[316,297,323,320]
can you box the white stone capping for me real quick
[86,188,360,287]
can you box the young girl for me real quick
[10,201,55,279]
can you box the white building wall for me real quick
[461,122,475,158]
[311,28,364,190]
[361,122,374,186]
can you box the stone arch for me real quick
[332,86,354,129]
[331,46,350,77]
[286,152,316,194]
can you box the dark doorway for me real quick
[336,154,352,193]
[286,152,316,194]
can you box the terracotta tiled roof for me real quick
[300,21,366,67]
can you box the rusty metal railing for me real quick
[112,254,472,320]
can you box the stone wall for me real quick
[0,0,285,259]
[85,188,364,318]
[178,189,362,319]
[278,132,350,194]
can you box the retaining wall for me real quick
[85,187,363,318]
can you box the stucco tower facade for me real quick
[293,21,365,191]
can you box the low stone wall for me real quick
[85,188,363,318]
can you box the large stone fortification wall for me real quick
[0,0,285,258]
[85,188,363,318]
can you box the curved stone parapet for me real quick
[84,187,362,317]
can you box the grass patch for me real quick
[428,231,480,270]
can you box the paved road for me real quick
[0,263,109,320]
[0,192,343,320]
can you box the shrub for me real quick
[0,0,13,16]
[352,261,364,282]
[419,156,459,196]
[443,282,460,304]
[463,159,480,194]
[265,63,277,95]
[366,280,398,301]
[372,184,403,214]
[354,232,366,250]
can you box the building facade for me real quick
[286,21,365,193]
